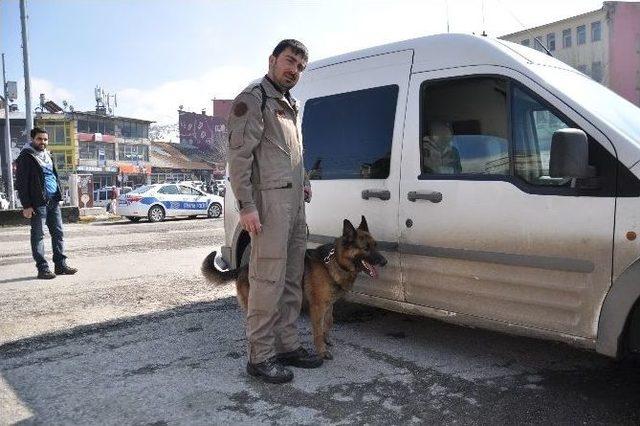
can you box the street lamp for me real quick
[2,53,18,209]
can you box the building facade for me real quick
[500,1,640,106]
[35,111,153,193]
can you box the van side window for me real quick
[512,86,573,187]
[420,77,509,176]
[302,85,398,180]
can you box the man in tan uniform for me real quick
[227,39,322,384]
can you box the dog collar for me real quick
[323,248,335,264]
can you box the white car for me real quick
[118,183,223,222]
[0,193,9,210]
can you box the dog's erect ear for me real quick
[342,219,357,241]
[358,215,369,232]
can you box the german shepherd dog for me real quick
[201,216,387,360]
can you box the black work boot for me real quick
[55,263,78,275]
[277,347,323,369]
[247,356,294,384]
[37,269,56,280]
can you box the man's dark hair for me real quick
[272,39,309,62]
[30,127,48,139]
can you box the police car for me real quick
[118,183,223,222]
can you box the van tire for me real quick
[624,300,640,356]
[240,242,251,267]
[148,205,165,222]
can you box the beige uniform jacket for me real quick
[227,76,306,215]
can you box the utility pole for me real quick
[2,54,16,209]
[20,0,33,136]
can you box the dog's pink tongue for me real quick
[370,265,379,279]
[363,261,379,279]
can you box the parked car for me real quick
[220,33,640,359]
[118,183,223,222]
[0,193,9,210]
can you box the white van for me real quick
[221,34,640,358]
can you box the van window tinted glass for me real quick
[420,77,509,175]
[512,86,573,186]
[302,85,398,180]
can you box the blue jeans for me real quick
[30,200,66,271]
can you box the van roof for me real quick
[308,33,575,74]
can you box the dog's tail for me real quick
[201,251,240,285]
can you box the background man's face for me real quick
[32,132,49,151]
[268,47,307,91]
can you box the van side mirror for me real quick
[549,128,595,179]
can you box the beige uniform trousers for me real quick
[247,185,306,363]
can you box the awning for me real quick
[118,163,151,175]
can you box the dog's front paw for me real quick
[321,350,333,360]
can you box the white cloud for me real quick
[115,66,257,125]
[10,78,77,112]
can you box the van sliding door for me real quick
[297,50,413,301]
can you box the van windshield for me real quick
[533,65,640,144]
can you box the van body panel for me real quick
[345,291,594,351]
[613,162,640,281]
[399,65,615,339]
[597,258,640,357]
[297,50,413,301]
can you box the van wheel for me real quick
[148,205,165,222]
[240,243,251,267]
[208,202,222,218]
[127,216,141,222]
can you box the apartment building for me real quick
[500,1,640,106]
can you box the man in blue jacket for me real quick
[16,127,77,279]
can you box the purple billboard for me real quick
[178,111,227,153]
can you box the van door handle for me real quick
[362,189,390,201]
[407,191,443,203]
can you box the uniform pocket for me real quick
[249,257,285,284]
[253,190,291,259]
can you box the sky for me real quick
[1,0,608,126]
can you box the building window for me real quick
[302,85,398,180]
[116,120,149,139]
[592,61,603,82]
[562,29,572,48]
[547,33,556,51]
[420,77,509,176]
[79,142,115,160]
[118,144,149,162]
[39,122,69,145]
[534,36,543,51]
[521,39,530,47]
[591,21,601,42]
[577,25,586,45]
[76,118,115,135]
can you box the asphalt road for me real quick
[0,218,639,425]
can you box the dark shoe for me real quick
[246,357,293,384]
[55,264,78,275]
[37,269,56,280]
[277,346,323,369]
